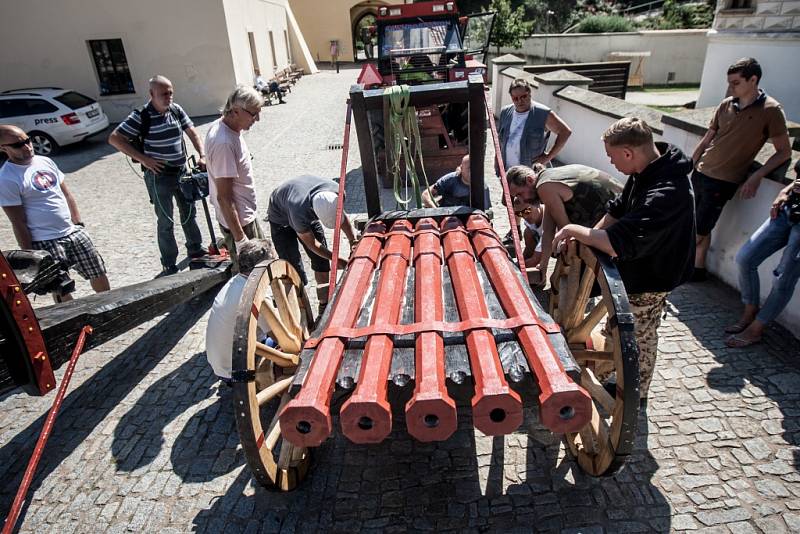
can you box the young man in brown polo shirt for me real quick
[690,57,791,281]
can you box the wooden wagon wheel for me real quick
[548,241,639,476]
[232,259,314,490]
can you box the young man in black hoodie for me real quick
[553,117,696,405]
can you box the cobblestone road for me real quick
[1,67,799,533]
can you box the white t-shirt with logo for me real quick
[205,119,258,229]
[505,109,530,168]
[0,156,74,241]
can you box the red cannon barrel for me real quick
[467,215,591,433]
[340,220,413,443]
[280,222,386,447]
[440,217,523,435]
[405,218,458,442]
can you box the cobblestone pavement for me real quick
[2,67,799,533]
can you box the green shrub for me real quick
[639,1,714,29]
[576,15,635,33]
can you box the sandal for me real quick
[725,334,761,348]
[724,321,751,334]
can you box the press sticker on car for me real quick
[34,117,59,126]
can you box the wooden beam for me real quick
[37,265,230,372]
[350,85,381,217]
[467,74,486,210]
[360,81,470,111]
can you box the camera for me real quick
[179,155,210,202]
[179,170,209,202]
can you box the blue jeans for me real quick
[144,168,204,268]
[736,206,800,324]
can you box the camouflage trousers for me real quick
[628,291,669,399]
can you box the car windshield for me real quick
[54,91,96,110]
[382,20,460,56]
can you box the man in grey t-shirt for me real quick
[267,175,356,312]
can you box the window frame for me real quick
[87,38,135,97]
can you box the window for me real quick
[268,31,278,68]
[248,32,260,73]
[727,0,753,8]
[284,30,292,63]
[0,99,58,118]
[54,91,96,110]
[87,39,135,96]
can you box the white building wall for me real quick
[492,30,709,85]
[696,31,800,122]
[0,0,237,122]
[222,0,297,89]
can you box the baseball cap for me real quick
[312,190,339,229]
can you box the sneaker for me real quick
[188,248,208,259]
[689,268,707,282]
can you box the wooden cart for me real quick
[231,76,640,490]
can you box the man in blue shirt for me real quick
[109,75,206,275]
[421,155,491,209]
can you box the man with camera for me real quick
[108,75,206,276]
[726,159,800,348]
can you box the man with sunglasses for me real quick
[0,124,110,302]
[109,75,206,276]
[205,86,264,273]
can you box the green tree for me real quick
[489,0,531,53]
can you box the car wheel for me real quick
[29,132,59,156]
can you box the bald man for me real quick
[0,124,110,302]
[109,75,206,276]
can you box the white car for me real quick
[0,88,110,156]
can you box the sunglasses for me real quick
[1,137,32,149]
[514,206,533,216]
[238,107,260,118]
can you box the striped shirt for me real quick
[116,102,193,166]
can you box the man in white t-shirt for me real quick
[0,124,110,301]
[497,78,571,171]
[497,78,571,246]
[205,238,275,382]
[205,86,264,272]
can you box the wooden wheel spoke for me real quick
[261,298,301,353]
[580,367,615,413]
[563,264,597,331]
[256,341,299,367]
[256,375,293,407]
[571,348,615,363]
[271,278,302,339]
[567,298,607,344]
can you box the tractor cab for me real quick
[370,1,494,87]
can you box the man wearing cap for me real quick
[267,175,356,312]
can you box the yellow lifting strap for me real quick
[383,85,435,208]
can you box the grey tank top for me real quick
[536,164,624,227]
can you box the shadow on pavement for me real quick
[671,279,800,470]
[0,293,214,522]
[110,352,216,473]
[192,402,670,532]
